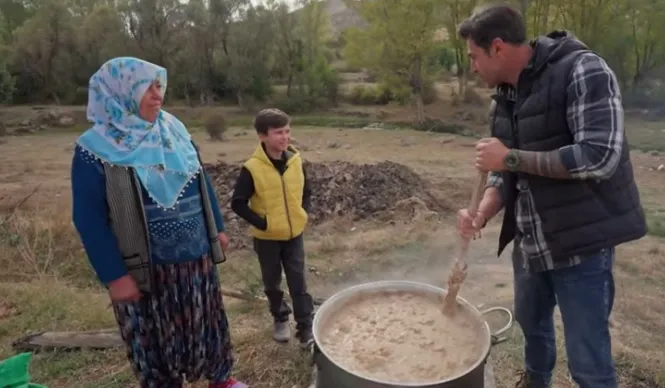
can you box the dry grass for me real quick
[1,113,665,387]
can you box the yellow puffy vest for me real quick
[243,144,308,241]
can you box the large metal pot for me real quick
[312,280,513,388]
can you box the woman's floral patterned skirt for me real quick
[112,255,234,388]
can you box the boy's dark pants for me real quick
[253,234,314,332]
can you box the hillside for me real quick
[323,0,450,41]
[325,0,366,36]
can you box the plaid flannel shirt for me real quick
[488,52,625,272]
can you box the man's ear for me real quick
[490,37,504,57]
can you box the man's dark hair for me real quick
[458,4,527,51]
[253,108,291,135]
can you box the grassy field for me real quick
[626,117,665,153]
[1,107,664,388]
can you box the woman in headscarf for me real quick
[70,57,249,388]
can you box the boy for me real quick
[231,108,315,348]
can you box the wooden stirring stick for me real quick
[442,170,489,316]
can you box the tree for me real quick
[0,0,663,113]
[10,0,76,104]
[344,0,441,123]
[183,0,247,105]
[119,0,187,68]
[270,0,339,111]
[226,4,276,107]
[76,5,131,85]
[439,0,477,100]
[270,0,301,96]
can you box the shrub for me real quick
[348,84,384,105]
[204,112,228,141]
[273,95,320,114]
[421,81,438,104]
[346,80,437,106]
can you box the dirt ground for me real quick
[1,116,664,387]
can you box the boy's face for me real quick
[259,124,291,153]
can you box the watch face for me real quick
[505,152,519,169]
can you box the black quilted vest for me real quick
[492,31,647,260]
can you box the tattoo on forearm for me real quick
[515,150,572,179]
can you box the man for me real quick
[455,4,646,388]
[230,108,315,349]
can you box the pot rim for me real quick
[312,280,497,387]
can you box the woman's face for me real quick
[139,81,163,122]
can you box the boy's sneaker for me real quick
[296,328,314,349]
[273,321,291,343]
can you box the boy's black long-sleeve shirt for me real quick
[231,157,311,231]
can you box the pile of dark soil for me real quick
[204,160,448,250]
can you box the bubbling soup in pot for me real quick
[318,289,486,384]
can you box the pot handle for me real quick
[480,306,513,346]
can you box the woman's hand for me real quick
[108,275,141,302]
[218,232,229,250]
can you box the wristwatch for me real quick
[504,149,520,171]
